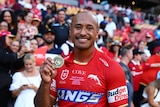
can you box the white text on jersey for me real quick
[58,89,103,104]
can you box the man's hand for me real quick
[40,58,57,83]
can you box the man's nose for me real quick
[80,28,87,35]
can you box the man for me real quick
[128,48,144,107]
[119,45,134,107]
[43,29,62,54]
[34,11,128,107]
[104,16,116,38]
[140,46,160,90]
[52,8,70,47]
[95,9,104,26]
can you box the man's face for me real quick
[43,32,55,44]
[127,49,133,61]
[70,12,98,50]
[58,11,66,22]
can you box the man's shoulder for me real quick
[52,22,60,27]
[52,21,70,27]
[95,48,121,68]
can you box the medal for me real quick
[52,55,64,68]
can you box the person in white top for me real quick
[9,53,41,107]
[61,36,74,56]
[141,79,160,107]
[104,16,116,38]
[95,9,104,26]
[138,40,151,58]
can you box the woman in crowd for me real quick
[107,40,122,62]
[141,79,160,107]
[0,31,25,107]
[138,40,151,58]
[32,14,45,35]
[16,11,38,44]
[9,53,41,107]
[30,39,38,52]
[0,20,9,31]
[10,40,20,53]
[0,9,18,35]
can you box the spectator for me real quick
[36,0,47,11]
[16,11,38,44]
[43,6,55,25]
[108,40,122,62]
[140,79,160,107]
[10,0,22,15]
[100,37,113,54]
[0,20,9,31]
[0,31,24,107]
[30,39,39,53]
[0,9,18,35]
[10,40,20,53]
[95,9,104,26]
[61,36,74,56]
[96,20,108,47]
[17,12,25,23]
[51,2,57,16]
[128,48,144,107]
[51,8,70,47]
[104,16,116,38]
[34,11,128,107]
[9,53,41,107]
[42,28,62,55]
[154,25,160,40]
[140,46,160,90]
[32,14,45,36]
[145,31,155,55]
[34,34,44,47]
[119,45,134,107]
[138,40,151,58]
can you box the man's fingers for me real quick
[40,59,56,78]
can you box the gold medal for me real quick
[52,55,64,68]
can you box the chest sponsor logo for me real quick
[58,89,103,104]
[70,76,84,85]
[107,86,128,103]
[87,74,102,86]
[61,69,69,80]
[72,70,86,75]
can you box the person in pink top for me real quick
[34,11,128,107]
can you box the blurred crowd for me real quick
[0,0,160,107]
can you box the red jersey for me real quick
[140,55,160,86]
[50,49,128,107]
[128,60,143,91]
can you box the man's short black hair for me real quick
[57,8,66,14]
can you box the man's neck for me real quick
[45,43,54,50]
[132,58,139,63]
[121,57,130,65]
[74,48,95,63]
[59,20,65,25]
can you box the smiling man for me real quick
[34,11,128,107]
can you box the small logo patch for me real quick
[61,69,69,80]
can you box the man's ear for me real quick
[69,28,73,41]
[96,28,99,40]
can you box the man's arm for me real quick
[34,58,57,107]
[34,81,56,107]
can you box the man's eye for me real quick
[75,25,81,29]
[87,26,93,30]
[76,26,81,29]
